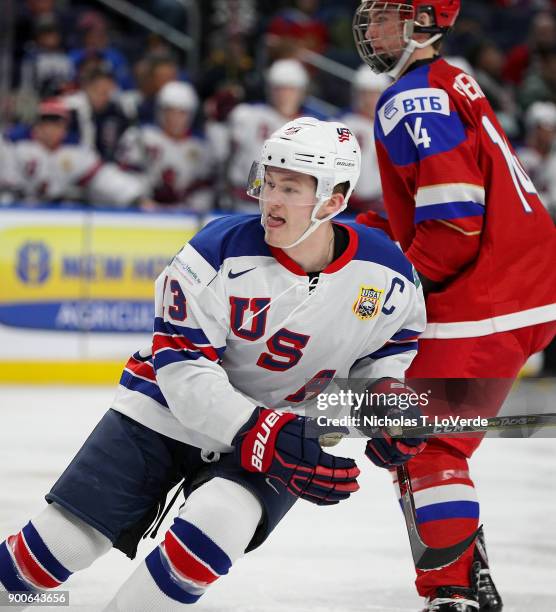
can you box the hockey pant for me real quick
[401,320,556,598]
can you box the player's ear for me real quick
[417,10,433,26]
[318,192,345,219]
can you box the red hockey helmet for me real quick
[413,0,460,29]
[353,1,460,77]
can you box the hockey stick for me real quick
[392,411,556,438]
[397,464,481,571]
[321,411,555,569]
[393,411,556,570]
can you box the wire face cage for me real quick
[353,1,415,74]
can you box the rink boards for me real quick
[0,205,205,383]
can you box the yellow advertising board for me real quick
[0,207,201,382]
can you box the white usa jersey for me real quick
[12,139,144,206]
[117,126,213,211]
[112,215,426,452]
[0,136,17,197]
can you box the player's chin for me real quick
[264,226,289,248]
[263,217,290,247]
[378,49,401,66]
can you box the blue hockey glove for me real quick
[359,378,427,468]
[233,408,360,505]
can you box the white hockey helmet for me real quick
[525,101,556,131]
[247,117,361,248]
[267,59,309,89]
[354,64,391,91]
[157,81,199,113]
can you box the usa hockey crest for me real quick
[353,286,383,320]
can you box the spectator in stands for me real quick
[468,41,519,137]
[116,82,214,212]
[200,0,260,42]
[120,54,180,125]
[10,99,149,208]
[199,31,260,106]
[18,15,72,100]
[340,65,389,215]
[519,45,556,111]
[224,59,325,212]
[266,0,329,62]
[70,51,107,88]
[64,67,132,162]
[14,0,71,71]
[503,10,556,86]
[439,1,487,58]
[69,11,133,91]
[199,33,255,210]
[518,102,556,217]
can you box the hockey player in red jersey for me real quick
[353,1,556,611]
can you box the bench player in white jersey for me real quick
[117,81,214,212]
[340,65,390,215]
[517,101,556,218]
[0,135,17,202]
[226,59,319,212]
[0,117,427,610]
[10,99,147,207]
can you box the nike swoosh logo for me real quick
[265,477,280,495]
[228,267,256,279]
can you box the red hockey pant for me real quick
[404,321,556,598]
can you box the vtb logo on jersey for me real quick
[337,127,352,143]
[384,98,399,120]
[353,286,384,320]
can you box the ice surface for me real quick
[0,385,555,611]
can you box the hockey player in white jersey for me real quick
[0,117,427,611]
[10,99,148,207]
[517,101,556,218]
[116,81,214,212]
[340,65,390,214]
[0,135,17,203]
[226,59,318,211]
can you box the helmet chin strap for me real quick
[386,32,443,80]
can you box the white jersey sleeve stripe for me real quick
[415,183,485,208]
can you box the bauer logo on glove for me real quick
[234,408,360,505]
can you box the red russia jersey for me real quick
[374,58,556,338]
